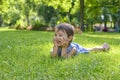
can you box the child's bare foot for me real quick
[102,43,110,51]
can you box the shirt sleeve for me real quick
[76,44,89,54]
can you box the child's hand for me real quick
[61,37,69,48]
[53,36,58,47]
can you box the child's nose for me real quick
[59,37,63,40]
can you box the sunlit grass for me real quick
[0,27,16,31]
[0,28,120,80]
[83,32,120,39]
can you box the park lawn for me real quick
[0,28,120,80]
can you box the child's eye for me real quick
[59,34,62,37]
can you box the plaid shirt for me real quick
[57,42,89,56]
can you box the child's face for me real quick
[54,29,70,47]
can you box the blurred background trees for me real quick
[0,0,120,31]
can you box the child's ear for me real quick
[68,36,73,41]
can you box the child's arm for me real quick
[61,48,67,57]
[61,47,76,58]
[51,46,58,57]
[68,47,76,58]
[61,37,77,58]
[51,36,58,57]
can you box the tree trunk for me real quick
[104,14,107,28]
[0,14,2,26]
[80,0,84,31]
[67,0,75,23]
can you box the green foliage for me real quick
[31,19,48,30]
[0,28,120,79]
[49,17,57,27]
[2,9,20,26]
[0,0,120,31]
[36,5,57,24]
[0,14,2,26]
[48,0,72,12]
[71,18,80,27]
[15,20,27,30]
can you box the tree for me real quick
[80,0,84,31]
[0,0,120,31]
[67,0,75,23]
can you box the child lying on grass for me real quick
[51,23,110,58]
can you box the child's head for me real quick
[55,23,74,37]
[54,23,75,46]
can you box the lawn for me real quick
[0,28,120,80]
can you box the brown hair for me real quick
[55,23,75,37]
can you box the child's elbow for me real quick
[50,51,57,58]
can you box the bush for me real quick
[49,17,57,27]
[71,18,80,28]
[15,20,27,30]
[31,20,48,30]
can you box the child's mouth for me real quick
[57,41,62,44]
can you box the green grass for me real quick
[0,28,120,80]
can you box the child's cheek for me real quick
[63,36,68,40]
[62,37,66,41]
